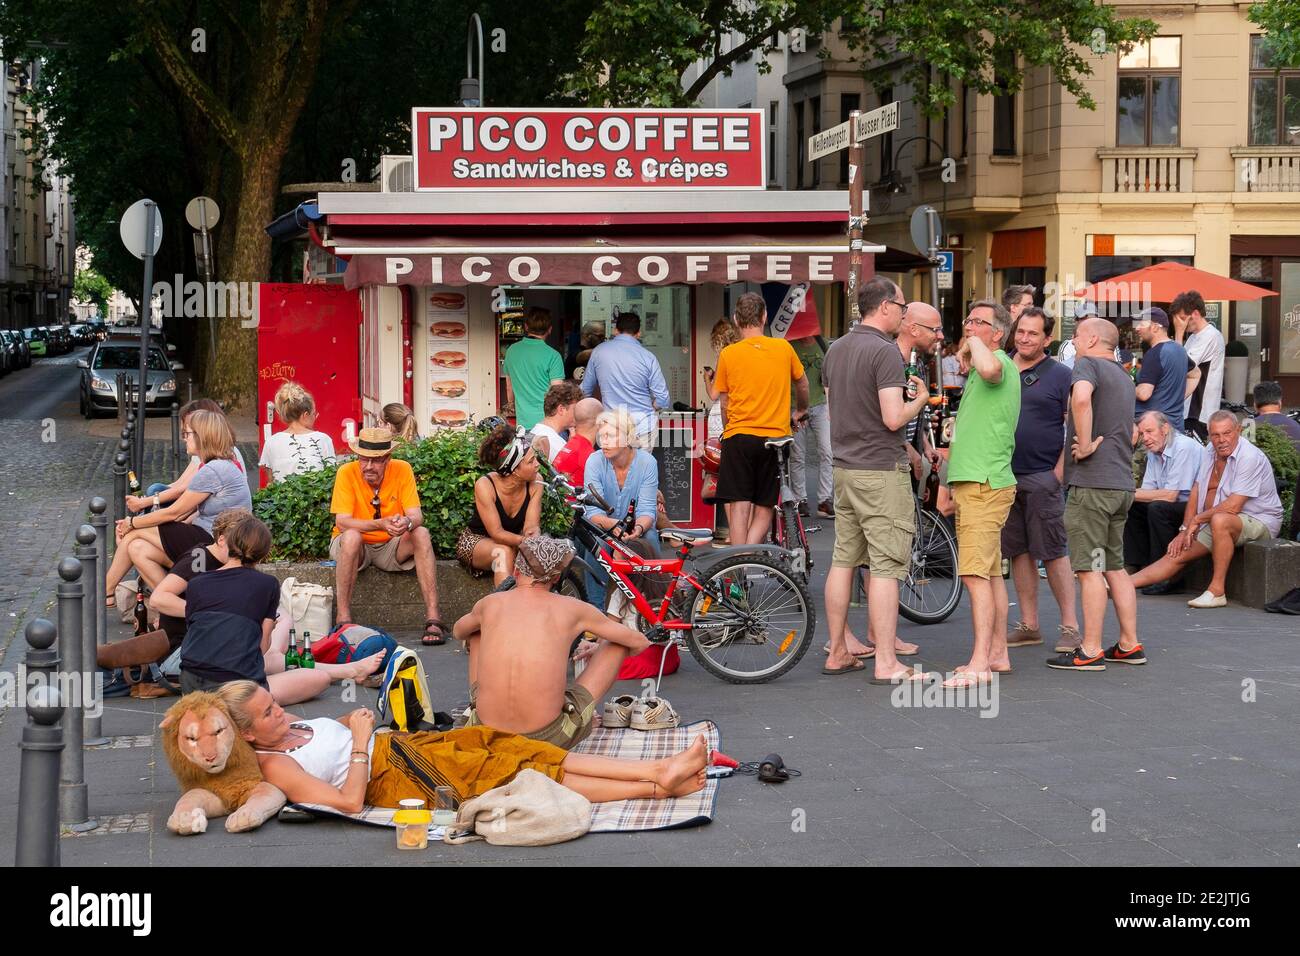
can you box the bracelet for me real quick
[128,516,135,530]
[350,756,369,765]
[351,750,368,756]
[153,494,161,508]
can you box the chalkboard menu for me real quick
[652,417,698,524]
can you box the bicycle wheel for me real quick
[551,567,587,603]
[899,506,962,624]
[686,553,814,683]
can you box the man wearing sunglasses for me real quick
[944,300,1021,688]
[329,427,445,645]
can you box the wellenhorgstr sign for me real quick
[411,108,766,190]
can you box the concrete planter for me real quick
[262,559,492,631]
[1224,355,1249,406]
[1186,538,1300,608]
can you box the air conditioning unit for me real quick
[380,155,414,193]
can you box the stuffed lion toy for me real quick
[160,692,285,835]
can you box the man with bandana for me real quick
[453,536,653,749]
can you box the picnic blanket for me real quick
[287,719,720,834]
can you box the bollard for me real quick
[15,619,65,867]
[57,556,94,831]
[76,525,108,747]
[88,498,109,739]
[170,401,181,468]
[112,452,128,529]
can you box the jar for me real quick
[393,798,431,850]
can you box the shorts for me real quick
[829,464,914,580]
[951,481,1017,579]
[714,433,780,507]
[1001,470,1069,562]
[454,528,491,577]
[464,681,596,751]
[159,521,214,563]
[1064,486,1134,572]
[329,531,415,572]
[180,670,268,695]
[1195,513,1271,550]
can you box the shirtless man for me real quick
[453,535,652,749]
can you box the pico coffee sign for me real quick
[411,108,766,190]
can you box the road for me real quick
[0,346,87,422]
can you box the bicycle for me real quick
[767,435,818,584]
[551,474,816,684]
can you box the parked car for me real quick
[78,340,179,418]
[3,329,31,368]
[21,327,48,358]
[0,334,10,376]
[50,325,73,354]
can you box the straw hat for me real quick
[349,426,396,459]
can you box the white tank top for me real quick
[257,718,372,787]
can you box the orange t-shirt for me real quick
[714,335,805,439]
[330,459,420,543]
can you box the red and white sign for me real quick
[411,108,765,190]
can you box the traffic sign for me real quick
[854,102,899,143]
[119,199,162,260]
[185,196,221,231]
[807,121,852,162]
[806,101,900,161]
[909,205,943,258]
[936,251,954,290]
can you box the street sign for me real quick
[119,199,163,260]
[936,251,954,290]
[909,204,943,258]
[185,196,221,231]
[807,120,852,162]
[854,102,899,143]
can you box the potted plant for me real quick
[1224,339,1250,406]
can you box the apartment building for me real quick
[690,3,1300,403]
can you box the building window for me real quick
[810,96,821,187]
[1249,35,1300,145]
[768,101,780,186]
[839,93,859,186]
[1117,36,1181,146]
[795,100,806,190]
[993,73,1016,155]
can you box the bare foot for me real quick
[344,651,386,681]
[654,735,708,798]
[842,628,874,656]
[988,653,1012,672]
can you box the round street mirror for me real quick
[185,196,221,231]
[909,204,943,259]
[119,199,163,259]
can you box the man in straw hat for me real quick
[329,427,446,644]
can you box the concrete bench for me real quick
[1185,537,1300,609]
[263,560,493,631]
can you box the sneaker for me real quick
[1104,642,1147,665]
[818,500,835,518]
[1046,646,1106,671]
[630,696,680,731]
[1054,625,1082,654]
[602,694,637,729]
[1187,590,1227,609]
[1005,622,1043,647]
[797,500,810,517]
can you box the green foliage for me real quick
[252,429,573,562]
[73,267,114,317]
[1249,1,1300,68]
[1254,422,1300,530]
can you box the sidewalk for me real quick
[2,520,1295,867]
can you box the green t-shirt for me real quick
[503,336,564,430]
[947,349,1021,489]
[790,338,826,407]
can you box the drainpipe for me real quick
[401,285,414,409]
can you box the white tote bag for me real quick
[278,577,334,637]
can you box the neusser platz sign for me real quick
[411,108,766,190]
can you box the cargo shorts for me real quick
[1065,486,1134,573]
[830,464,914,580]
[951,481,1017,579]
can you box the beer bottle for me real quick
[286,628,300,670]
[128,470,142,494]
[905,349,920,400]
[301,632,316,669]
[133,585,149,635]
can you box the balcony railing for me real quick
[1229,147,1300,192]
[1098,148,1197,194]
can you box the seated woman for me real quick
[105,409,253,601]
[583,408,660,553]
[150,510,383,704]
[217,681,708,811]
[381,402,420,443]
[455,424,543,586]
[128,398,246,509]
[259,382,336,483]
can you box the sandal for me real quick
[422,618,450,646]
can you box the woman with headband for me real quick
[455,423,544,585]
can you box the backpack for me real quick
[313,623,398,670]
[375,646,435,732]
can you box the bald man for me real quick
[1049,318,1143,672]
[552,397,603,489]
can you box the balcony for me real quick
[1098,148,1197,194]
[1229,147,1300,192]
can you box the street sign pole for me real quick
[927,207,942,313]
[846,111,864,326]
[136,201,157,479]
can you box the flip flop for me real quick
[421,618,450,646]
[822,659,867,675]
[870,665,931,685]
[822,643,875,659]
[990,666,1013,676]
[942,670,992,689]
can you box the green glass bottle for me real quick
[301,631,316,669]
[286,628,300,670]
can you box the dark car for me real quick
[79,340,179,417]
[48,325,73,354]
[3,329,31,367]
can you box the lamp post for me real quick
[459,13,485,107]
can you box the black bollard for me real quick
[76,525,108,747]
[112,452,128,529]
[57,556,94,831]
[15,619,64,867]
[88,498,109,739]
[170,401,181,468]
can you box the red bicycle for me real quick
[555,476,815,684]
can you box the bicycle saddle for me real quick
[764,436,796,449]
[660,527,715,546]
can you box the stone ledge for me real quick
[1185,538,1300,609]
[262,559,492,631]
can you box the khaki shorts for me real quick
[1065,487,1134,573]
[329,532,415,572]
[951,481,1017,579]
[1195,513,1271,550]
[464,682,596,751]
[830,465,915,580]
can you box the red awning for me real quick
[333,231,874,289]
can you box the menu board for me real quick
[426,287,470,428]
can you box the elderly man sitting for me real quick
[1130,411,1284,608]
[329,427,445,643]
[1125,411,1202,594]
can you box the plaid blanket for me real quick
[289,720,720,834]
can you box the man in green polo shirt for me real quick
[945,299,1021,689]
[503,307,565,430]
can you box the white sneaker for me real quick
[1187,590,1227,609]
[630,696,680,731]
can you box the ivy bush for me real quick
[253,428,573,561]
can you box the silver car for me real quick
[79,341,180,418]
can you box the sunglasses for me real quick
[371,492,382,520]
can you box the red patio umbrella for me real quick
[1074,261,1277,303]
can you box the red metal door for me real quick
[257,283,362,487]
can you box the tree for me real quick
[73,267,114,317]
[573,0,1157,114]
[1249,1,1300,66]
